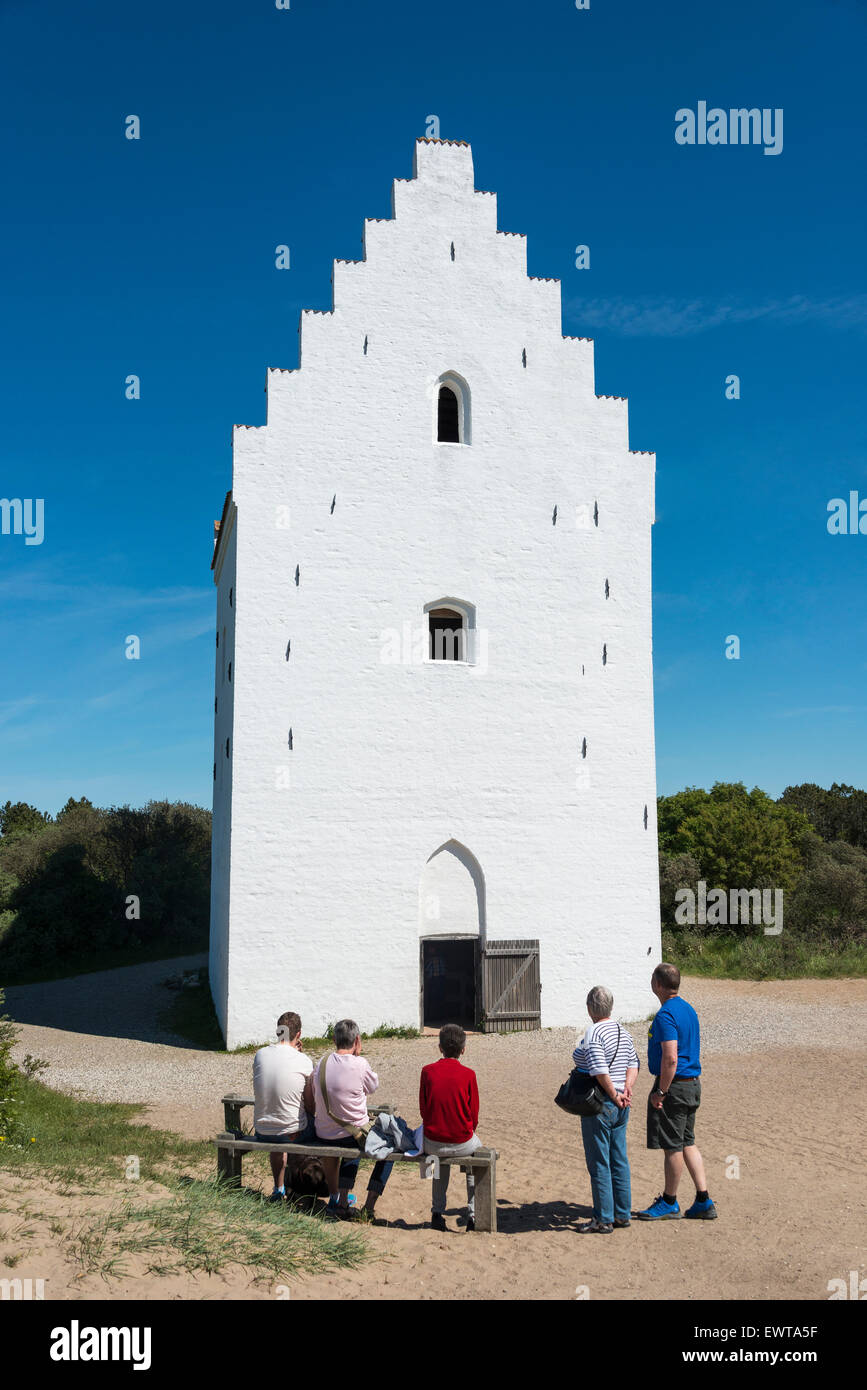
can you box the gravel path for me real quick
[4,953,209,1048]
[5,960,865,1128]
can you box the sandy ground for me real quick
[2,966,866,1301]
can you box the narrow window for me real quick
[435,373,470,444]
[437,386,460,443]
[428,607,465,661]
[228,662,232,682]
[225,738,230,758]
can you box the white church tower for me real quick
[209,139,661,1048]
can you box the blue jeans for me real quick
[254,1115,317,1145]
[315,1132,394,1197]
[580,1098,632,1224]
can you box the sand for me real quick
[1,971,865,1301]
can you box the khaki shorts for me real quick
[646,1076,701,1152]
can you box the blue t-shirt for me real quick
[648,996,701,1078]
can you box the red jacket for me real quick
[419,1058,479,1143]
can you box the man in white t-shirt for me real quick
[252,1011,316,1201]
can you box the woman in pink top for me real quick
[313,1018,394,1219]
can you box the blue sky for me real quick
[1,0,865,814]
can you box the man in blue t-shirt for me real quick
[637,962,717,1222]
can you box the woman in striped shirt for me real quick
[572,985,640,1233]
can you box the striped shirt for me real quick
[572,1020,640,1094]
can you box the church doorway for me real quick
[421,937,478,1030]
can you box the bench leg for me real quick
[216,1135,243,1187]
[223,1101,244,1136]
[474,1163,496,1233]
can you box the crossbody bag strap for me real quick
[608,1024,623,1071]
[320,1053,365,1141]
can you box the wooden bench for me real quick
[213,1092,499,1232]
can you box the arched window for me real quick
[437,386,459,442]
[428,606,463,660]
[435,373,470,444]
[425,597,476,663]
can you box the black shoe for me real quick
[466,1217,475,1232]
[430,1213,447,1232]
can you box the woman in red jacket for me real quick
[419,1024,482,1232]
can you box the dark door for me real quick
[421,938,477,1029]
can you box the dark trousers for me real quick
[317,1133,394,1196]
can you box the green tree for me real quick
[784,834,867,941]
[780,783,867,851]
[0,799,211,977]
[658,782,812,895]
[0,802,52,839]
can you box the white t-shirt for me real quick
[253,1044,314,1135]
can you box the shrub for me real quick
[0,988,21,1134]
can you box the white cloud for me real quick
[566,293,867,338]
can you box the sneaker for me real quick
[430,1213,447,1232]
[637,1194,681,1220]
[465,1217,475,1232]
[268,1190,284,1204]
[579,1218,614,1234]
[613,1218,631,1228]
[685,1197,718,1220]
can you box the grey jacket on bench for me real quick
[363,1113,422,1159]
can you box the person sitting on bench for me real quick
[312,1019,393,1220]
[419,1023,482,1232]
[252,1011,316,1202]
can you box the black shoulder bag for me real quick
[555,1025,622,1117]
